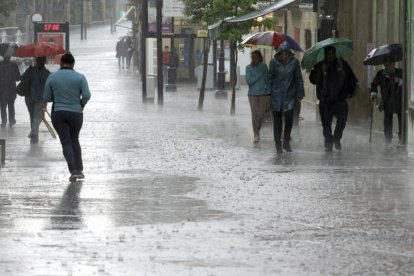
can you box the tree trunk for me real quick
[198,38,210,111]
[230,40,237,115]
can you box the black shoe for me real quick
[0,123,6,128]
[69,173,78,182]
[9,120,16,127]
[275,141,283,154]
[325,144,333,152]
[30,136,38,144]
[76,171,85,179]
[334,140,341,150]
[69,170,84,181]
[283,142,292,152]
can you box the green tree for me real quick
[184,0,276,113]
[184,0,275,41]
[0,0,16,17]
[0,0,16,25]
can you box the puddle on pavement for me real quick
[0,173,231,231]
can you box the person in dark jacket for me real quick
[309,46,358,152]
[125,36,134,69]
[370,60,402,143]
[43,53,91,182]
[22,56,50,143]
[0,56,21,127]
[116,38,128,70]
[267,42,304,154]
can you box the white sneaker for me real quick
[254,134,260,143]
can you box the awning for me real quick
[114,6,135,27]
[208,0,297,38]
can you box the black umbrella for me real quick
[363,43,402,66]
[0,43,19,57]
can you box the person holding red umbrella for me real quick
[21,56,51,143]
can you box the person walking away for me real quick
[125,36,134,69]
[116,38,127,70]
[43,53,91,182]
[309,46,358,152]
[0,56,21,128]
[246,50,268,143]
[370,60,402,144]
[267,42,304,154]
[23,56,50,143]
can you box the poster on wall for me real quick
[147,0,176,34]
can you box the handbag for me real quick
[16,66,33,97]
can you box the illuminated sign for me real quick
[43,23,61,32]
[34,22,70,58]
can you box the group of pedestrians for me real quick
[246,43,400,154]
[116,36,134,70]
[0,53,91,182]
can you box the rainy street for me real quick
[0,23,414,275]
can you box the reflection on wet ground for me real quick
[0,173,230,232]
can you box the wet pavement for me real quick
[1,23,414,275]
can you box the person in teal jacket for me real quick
[43,52,91,182]
[246,50,268,143]
[267,42,304,154]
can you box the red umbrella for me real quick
[241,31,303,52]
[14,42,65,57]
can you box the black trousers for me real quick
[51,111,84,173]
[319,101,348,146]
[273,109,294,143]
[383,105,402,142]
[0,98,16,125]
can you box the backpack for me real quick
[16,66,33,97]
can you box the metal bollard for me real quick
[0,139,5,163]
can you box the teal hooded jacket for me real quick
[246,62,268,96]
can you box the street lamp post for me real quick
[81,0,84,40]
[156,0,164,105]
[215,40,227,99]
[141,0,148,102]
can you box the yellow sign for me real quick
[197,30,208,38]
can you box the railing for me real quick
[0,27,26,44]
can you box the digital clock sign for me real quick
[34,22,69,34]
[43,23,61,32]
[34,22,70,64]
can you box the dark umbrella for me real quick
[301,37,353,71]
[363,43,402,66]
[0,43,19,57]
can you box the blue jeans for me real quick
[51,111,84,173]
